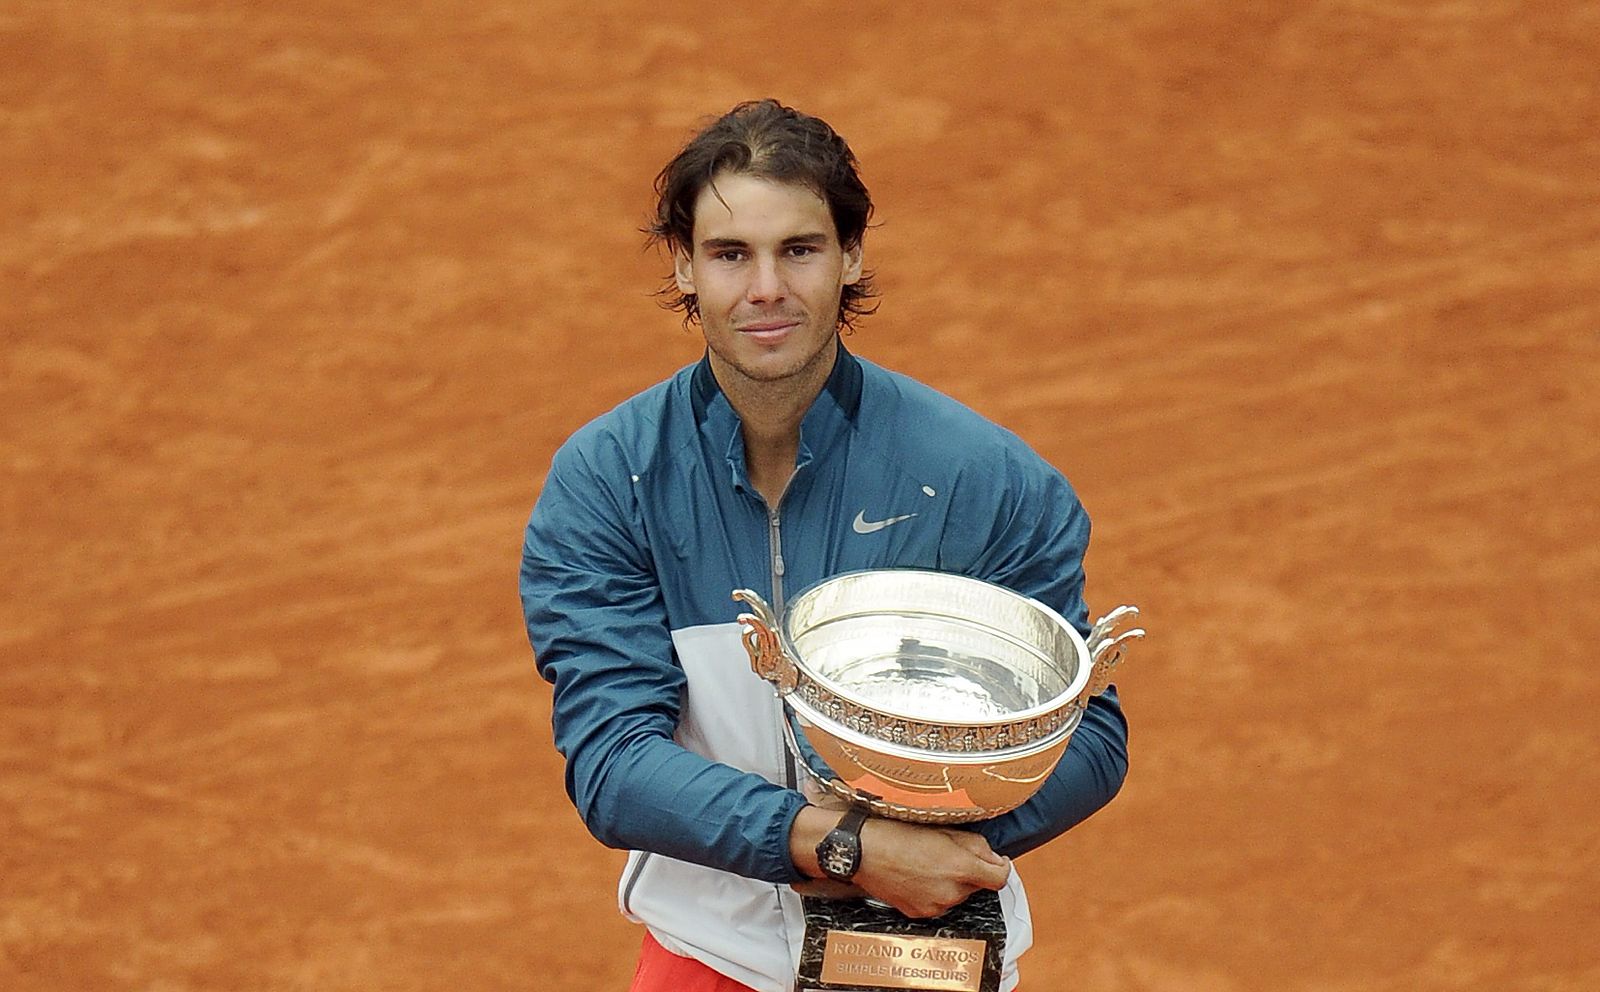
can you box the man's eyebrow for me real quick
[698,233,831,251]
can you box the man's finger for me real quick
[799,779,850,811]
[948,829,1010,868]
[951,841,1012,890]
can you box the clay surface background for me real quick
[4,3,1598,990]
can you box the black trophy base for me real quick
[797,888,1004,992]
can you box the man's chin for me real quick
[709,330,838,388]
[733,358,808,383]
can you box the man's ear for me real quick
[673,248,696,295]
[842,241,864,285]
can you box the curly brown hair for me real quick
[645,99,878,329]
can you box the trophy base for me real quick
[797,888,1004,992]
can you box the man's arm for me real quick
[787,802,1013,918]
[950,454,1132,858]
[521,440,808,883]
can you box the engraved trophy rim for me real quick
[784,682,1086,763]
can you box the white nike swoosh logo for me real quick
[852,510,919,534]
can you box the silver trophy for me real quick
[734,569,1142,992]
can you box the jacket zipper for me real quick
[764,483,801,972]
[765,489,797,793]
[766,506,787,615]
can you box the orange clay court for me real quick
[2,3,1597,990]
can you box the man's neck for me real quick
[711,338,839,507]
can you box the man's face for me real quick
[674,173,863,392]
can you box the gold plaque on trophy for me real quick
[818,931,987,992]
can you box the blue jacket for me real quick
[520,346,1129,886]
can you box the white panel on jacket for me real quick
[670,622,788,782]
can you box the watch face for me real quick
[818,832,859,881]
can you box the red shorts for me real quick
[629,932,756,992]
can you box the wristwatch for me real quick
[814,806,869,882]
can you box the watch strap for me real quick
[834,805,868,837]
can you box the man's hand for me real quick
[789,805,1012,919]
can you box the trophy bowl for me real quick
[735,569,1142,824]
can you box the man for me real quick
[520,99,1129,992]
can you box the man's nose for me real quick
[746,257,785,303]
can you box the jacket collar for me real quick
[690,341,864,493]
[689,340,863,427]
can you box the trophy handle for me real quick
[733,588,800,696]
[1086,604,1138,655]
[1081,605,1144,703]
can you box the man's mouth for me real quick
[738,319,801,342]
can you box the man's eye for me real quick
[788,245,817,258]
[717,250,746,262]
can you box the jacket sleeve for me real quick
[958,454,1130,859]
[520,438,808,883]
